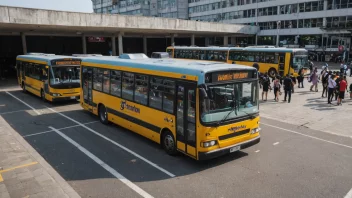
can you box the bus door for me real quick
[176,82,197,158]
[278,53,285,76]
[42,66,49,94]
[82,67,93,108]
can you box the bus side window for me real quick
[279,53,285,63]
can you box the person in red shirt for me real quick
[338,76,348,105]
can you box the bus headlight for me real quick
[251,128,260,134]
[51,93,61,97]
[202,140,217,148]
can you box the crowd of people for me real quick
[259,61,352,105]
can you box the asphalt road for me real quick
[0,89,352,198]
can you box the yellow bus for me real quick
[228,47,309,77]
[16,54,81,102]
[80,56,260,160]
[166,46,309,77]
[166,46,230,62]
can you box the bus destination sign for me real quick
[211,71,252,82]
[52,60,81,66]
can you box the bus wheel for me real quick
[22,82,26,93]
[41,90,46,102]
[162,131,177,155]
[268,68,277,78]
[98,104,109,124]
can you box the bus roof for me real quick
[82,56,256,84]
[17,54,78,65]
[229,47,307,53]
[167,46,230,51]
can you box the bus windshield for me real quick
[200,80,259,124]
[292,49,309,70]
[49,66,80,88]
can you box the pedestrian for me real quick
[290,74,296,93]
[340,61,346,74]
[309,60,314,74]
[350,62,352,77]
[337,76,348,105]
[327,74,336,104]
[298,68,304,88]
[349,82,352,99]
[310,67,319,92]
[273,76,281,102]
[283,74,293,103]
[321,70,330,98]
[335,75,342,101]
[261,72,271,101]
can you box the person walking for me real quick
[337,76,348,105]
[340,61,346,75]
[321,70,330,98]
[335,75,342,101]
[327,74,336,104]
[349,82,352,99]
[273,76,281,102]
[261,72,271,101]
[310,67,319,92]
[290,74,296,93]
[283,74,293,103]
[350,62,352,77]
[298,68,304,88]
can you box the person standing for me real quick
[328,74,336,104]
[321,70,330,98]
[273,76,281,102]
[337,76,348,105]
[310,67,319,92]
[283,74,293,103]
[298,68,304,88]
[261,72,271,101]
[340,61,346,74]
[335,75,342,101]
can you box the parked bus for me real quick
[228,47,309,77]
[166,46,309,77]
[166,46,230,62]
[80,57,260,160]
[16,54,81,102]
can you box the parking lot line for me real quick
[0,161,39,181]
[22,121,99,138]
[5,91,41,115]
[345,188,352,198]
[49,126,154,198]
[46,107,176,178]
[261,123,352,149]
[0,109,27,115]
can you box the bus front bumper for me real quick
[198,136,260,160]
[52,96,80,102]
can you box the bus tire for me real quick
[162,130,177,155]
[41,89,46,102]
[22,82,26,93]
[98,104,109,125]
[268,68,277,78]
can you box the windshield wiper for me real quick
[217,97,238,127]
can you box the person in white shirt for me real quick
[328,73,336,104]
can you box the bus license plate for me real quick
[230,146,240,153]
[70,96,76,99]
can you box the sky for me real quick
[0,0,93,12]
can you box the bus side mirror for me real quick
[200,88,208,99]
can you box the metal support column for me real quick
[223,36,228,46]
[82,35,87,54]
[21,33,27,54]
[191,34,195,46]
[111,36,116,56]
[143,36,147,55]
[118,33,123,55]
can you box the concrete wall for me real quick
[0,6,259,35]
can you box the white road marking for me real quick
[273,142,279,146]
[0,109,27,115]
[255,150,260,153]
[345,188,352,198]
[23,121,99,138]
[5,92,41,115]
[49,126,153,198]
[46,107,176,178]
[261,123,352,149]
